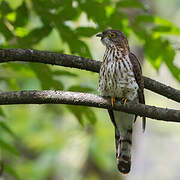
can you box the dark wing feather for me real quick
[108,109,119,137]
[129,53,146,131]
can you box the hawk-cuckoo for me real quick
[96,29,146,174]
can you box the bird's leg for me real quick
[111,97,115,107]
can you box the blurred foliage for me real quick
[0,0,179,179]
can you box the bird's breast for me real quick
[98,54,139,100]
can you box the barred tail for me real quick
[116,133,132,174]
[108,110,133,174]
[112,110,134,174]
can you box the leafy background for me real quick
[0,0,179,179]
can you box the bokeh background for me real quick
[0,0,180,179]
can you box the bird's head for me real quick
[96,29,129,51]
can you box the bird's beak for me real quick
[96,33,104,38]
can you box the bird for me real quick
[96,29,146,174]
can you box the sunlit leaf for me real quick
[105,6,115,18]
[6,12,16,22]
[15,27,29,37]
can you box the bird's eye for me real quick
[108,32,116,38]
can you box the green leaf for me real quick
[135,15,180,35]
[0,19,14,40]
[67,85,97,125]
[6,78,20,91]
[5,12,16,22]
[14,1,29,27]
[15,27,29,37]
[0,108,6,118]
[57,24,93,58]
[144,35,180,81]
[53,70,77,77]
[75,27,99,37]
[17,26,52,47]
[0,122,16,138]
[4,163,21,180]
[163,42,180,81]
[135,14,155,23]
[30,63,63,90]
[57,1,81,21]
[165,62,180,82]
[135,14,180,34]
[84,108,97,125]
[67,106,97,125]
[79,1,107,28]
[117,0,146,9]
[152,25,180,35]
[132,24,148,40]
[68,85,95,93]
[144,36,164,70]
[0,1,12,15]
[32,0,61,11]
[0,139,19,156]
[67,105,84,125]
[108,11,129,32]
[69,39,92,58]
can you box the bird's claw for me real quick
[111,97,115,107]
[122,98,128,105]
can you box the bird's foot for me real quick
[111,97,115,107]
[122,98,128,105]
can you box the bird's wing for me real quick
[108,109,120,145]
[129,52,146,131]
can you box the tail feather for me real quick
[114,131,132,174]
[108,109,133,174]
[116,138,132,174]
[112,110,134,174]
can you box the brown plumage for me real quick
[97,29,146,173]
[129,53,146,130]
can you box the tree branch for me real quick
[0,49,179,103]
[0,90,179,122]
